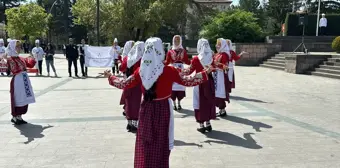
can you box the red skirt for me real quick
[10,75,28,117]
[134,99,171,168]
[124,85,142,120]
[195,74,216,122]
[170,91,185,101]
[120,89,126,105]
[230,72,235,89]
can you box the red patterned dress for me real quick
[229,50,241,90]
[7,56,36,116]
[108,66,208,168]
[164,48,190,103]
[181,56,216,123]
[213,52,231,110]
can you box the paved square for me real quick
[0,55,339,168]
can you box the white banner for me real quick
[85,46,114,67]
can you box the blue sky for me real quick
[232,0,239,5]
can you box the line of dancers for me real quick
[104,35,246,167]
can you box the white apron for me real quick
[193,85,199,109]
[228,61,234,82]
[213,70,226,99]
[168,98,174,150]
[171,63,186,91]
[14,72,36,107]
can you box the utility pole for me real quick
[96,0,100,46]
[316,0,321,36]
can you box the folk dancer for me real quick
[31,39,44,76]
[225,39,246,90]
[213,38,231,117]
[118,40,134,116]
[119,41,144,132]
[0,39,6,75]
[79,39,88,77]
[6,40,36,125]
[180,38,217,133]
[164,35,190,111]
[110,38,121,75]
[104,37,212,168]
[66,38,79,77]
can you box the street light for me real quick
[316,0,321,36]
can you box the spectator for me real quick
[319,13,327,36]
[45,43,57,77]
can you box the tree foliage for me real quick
[200,9,264,44]
[72,0,188,44]
[5,3,50,41]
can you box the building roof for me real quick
[194,0,232,4]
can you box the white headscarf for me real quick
[217,38,230,56]
[139,37,165,90]
[226,39,233,50]
[122,40,134,57]
[172,35,183,50]
[114,38,118,43]
[7,40,19,57]
[197,38,213,67]
[127,41,145,68]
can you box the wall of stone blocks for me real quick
[234,43,281,66]
[285,55,331,74]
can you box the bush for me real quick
[284,13,340,36]
[332,36,340,53]
[200,9,264,48]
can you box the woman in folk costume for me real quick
[164,35,190,111]
[180,38,217,133]
[119,41,144,132]
[104,37,213,168]
[118,40,134,116]
[6,40,36,125]
[225,39,246,90]
[110,38,121,75]
[213,38,231,117]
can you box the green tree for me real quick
[200,9,264,44]
[5,3,50,41]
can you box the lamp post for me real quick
[316,0,321,36]
[96,0,100,46]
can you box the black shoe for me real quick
[122,112,126,116]
[11,118,21,125]
[206,125,212,132]
[69,74,72,77]
[129,125,138,133]
[174,105,178,111]
[197,127,206,133]
[126,124,131,130]
[18,119,28,124]
[216,111,227,117]
[178,105,182,111]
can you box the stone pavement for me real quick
[0,54,340,168]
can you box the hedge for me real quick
[284,13,340,36]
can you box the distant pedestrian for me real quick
[66,38,79,77]
[78,39,88,77]
[109,38,121,75]
[319,13,327,36]
[31,39,44,76]
[0,38,6,76]
[45,43,57,77]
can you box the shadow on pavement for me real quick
[14,123,53,144]
[174,140,203,148]
[203,132,262,149]
[220,115,273,132]
[176,109,195,118]
[230,95,271,104]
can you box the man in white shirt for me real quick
[31,39,45,76]
[110,38,121,75]
[319,13,327,36]
[0,39,6,76]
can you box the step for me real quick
[325,61,340,66]
[319,65,340,71]
[315,68,340,75]
[328,58,340,62]
[268,58,285,63]
[272,56,285,60]
[263,61,285,67]
[311,71,340,79]
[260,64,285,70]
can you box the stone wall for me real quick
[285,54,331,74]
[234,43,281,66]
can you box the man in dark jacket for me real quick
[66,38,79,77]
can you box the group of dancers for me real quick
[104,35,245,167]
